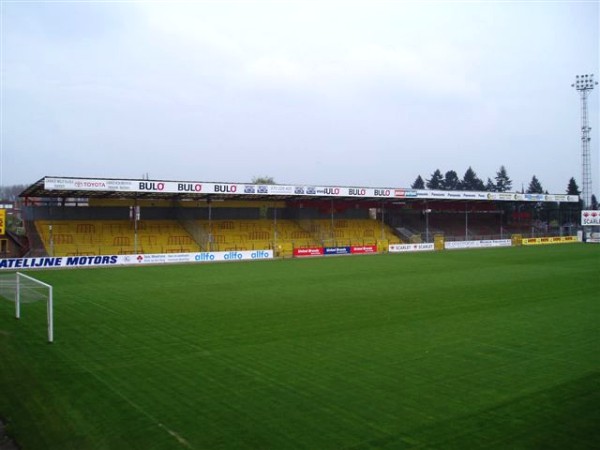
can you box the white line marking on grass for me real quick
[475,340,592,366]
[159,424,192,448]
[86,368,194,449]
[54,346,193,449]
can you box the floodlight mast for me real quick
[572,74,598,208]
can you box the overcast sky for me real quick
[2,1,599,194]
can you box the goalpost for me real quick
[0,272,54,343]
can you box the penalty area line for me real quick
[81,364,193,449]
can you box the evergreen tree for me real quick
[411,175,425,189]
[566,177,581,196]
[591,194,598,210]
[441,170,461,190]
[426,169,443,189]
[524,175,545,221]
[526,175,544,194]
[494,166,512,192]
[560,178,582,226]
[461,167,485,191]
[485,177,496,192]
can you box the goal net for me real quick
[0,272,54,343]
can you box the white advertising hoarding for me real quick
[581,210,600,226]
[444,239,512,250]
[0,250,273,271]
[43,177,579,203]
[389,243,435,253]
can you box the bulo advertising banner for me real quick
[43,177,579,203]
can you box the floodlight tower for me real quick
[572,74,598,208]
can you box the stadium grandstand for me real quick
[0,202,29,259]
[8,176,581,260]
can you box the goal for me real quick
[0,272,54,343]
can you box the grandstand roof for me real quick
[19,176,579,204]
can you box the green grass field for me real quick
[1,244,599,449]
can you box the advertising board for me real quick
[444,239,512,250]
[521,236,578,246]
[324,247,352,255]
[293,248,324,257]
[350,245,377,254]
[581,210,600,226]
[292,246,378,257]
[43,177,579,203]
[389,243,435,253]
[0,250,273,271]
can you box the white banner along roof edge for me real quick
[16,176,581,203]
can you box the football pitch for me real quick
[0,244,598,449]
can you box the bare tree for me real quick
[0,184,28,201]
